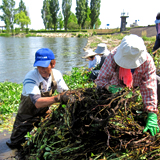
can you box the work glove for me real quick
[55,92,75,104]
[143,112,159,136]
[108,85,123,94]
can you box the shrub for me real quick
[77,33,83,38]
[15,28,20,34]
[26,28,29,34]
[92,31,97,35]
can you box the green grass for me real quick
[0,33,11,37]
[0,82,23,115]
[63,67,95,90]
[25,33,37,37]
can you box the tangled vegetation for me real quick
[19,87,160,160]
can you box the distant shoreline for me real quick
[13,32,92,38]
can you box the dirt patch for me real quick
[84,35,121,51]
[84,26,157,52]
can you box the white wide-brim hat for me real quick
[94,43,110,56]
[114,34,147,69]
[82,49,96,59]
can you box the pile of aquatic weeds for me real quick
[18,87,160,160]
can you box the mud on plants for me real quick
[17,86,160,160]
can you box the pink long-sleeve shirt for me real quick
[95,48,158,113]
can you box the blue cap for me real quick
[33,48,55,67]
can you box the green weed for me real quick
[63,67,95,90]
[0,82,22,115]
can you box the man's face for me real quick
[37,63,52,78]
[88,56,94,61]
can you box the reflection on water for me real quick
[0,37,88,84]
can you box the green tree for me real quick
[95,17,101,29]
[76,0,87,30]
[68,12,77,24]
[18,0,27,15]
[62,0,72,31]
[57,11,64,30]
[67,12,79,30]
[90,0,101,28]
[67,22,79,30]
[83,6,91,29]
[41,0,52,29]
[18,0,28,28]
[0,0,16,33]
[82,0,88,28]
[14,11,31,30]
[49,0,59,31]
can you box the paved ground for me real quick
[129,26,157,37]
[0,131,18,160]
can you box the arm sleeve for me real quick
[29,94,41,105]
[140,55,158,113]
[23,76,41,95]
[95,53,117,88]
[55,70,69,93]
[88,61,92,68]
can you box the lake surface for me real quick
[0,37,88,84]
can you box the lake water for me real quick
[0,36,88,84]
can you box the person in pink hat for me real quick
[95,34,159,136]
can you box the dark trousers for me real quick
[153,34,160,53]
[10,114,41,145]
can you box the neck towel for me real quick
[119,67,133,89]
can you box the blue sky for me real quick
[0,0,160,30]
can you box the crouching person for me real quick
[6,48,70,149]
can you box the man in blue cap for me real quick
[6,48,70,149]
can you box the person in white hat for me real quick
[94,43,110,69]
[95,34,159,136]
[82,49,101,71]
[88,44,111,81]
[95,43,110,56]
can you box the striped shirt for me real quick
[95,48,158,113]
[22,68,68,96]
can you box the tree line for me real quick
[0,0,101,33]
